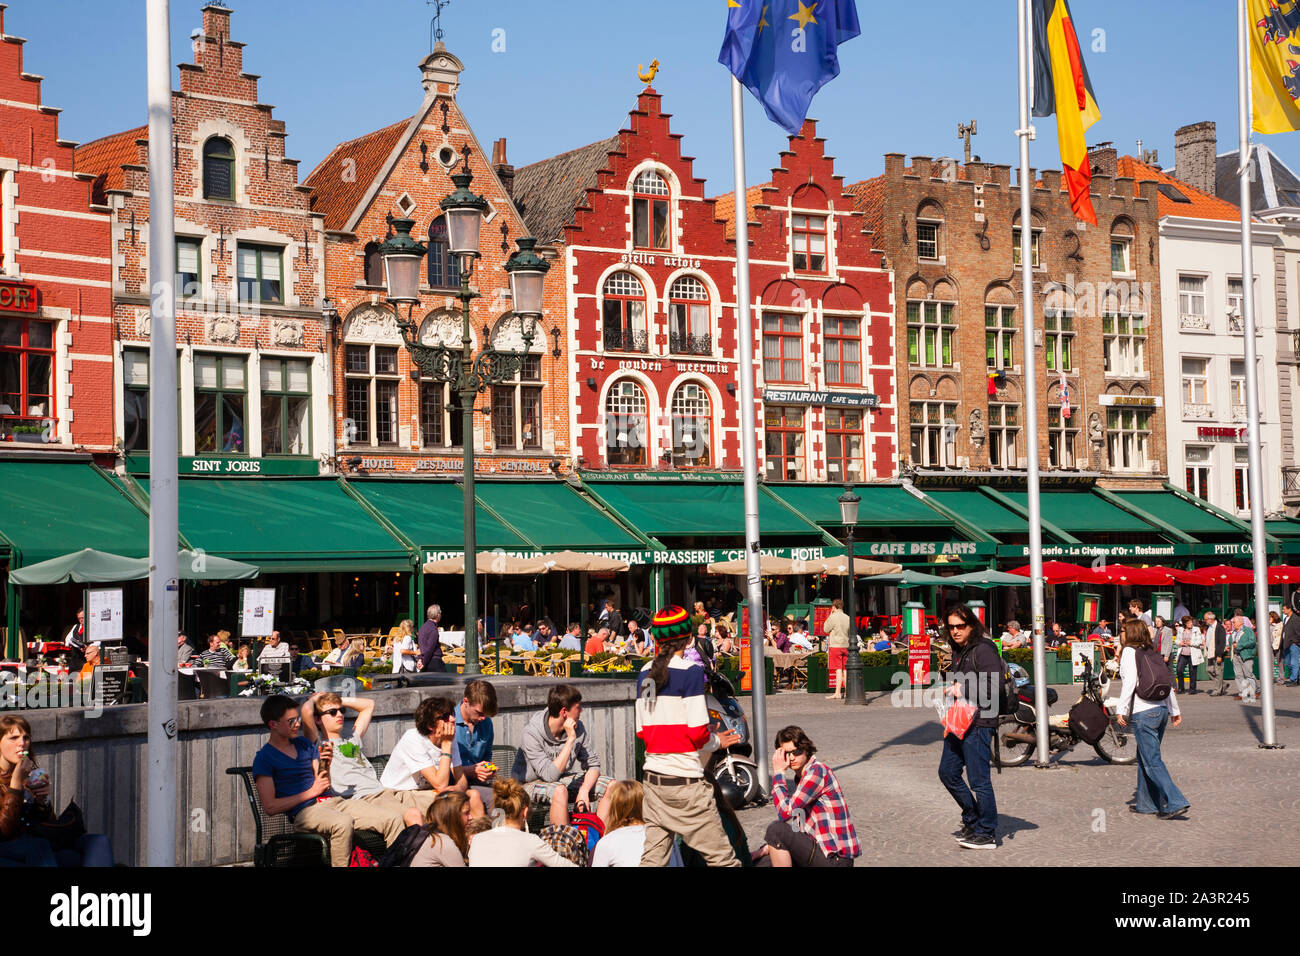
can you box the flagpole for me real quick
[729,75,770,792]
[146,0,180,865]
[1017,0,1051,766]
[1237,0,1280,746]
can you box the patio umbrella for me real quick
[892,569,956,588]
[706,555,800,575]
[9,547,260,585]
[1091,564,1177,586]
[172,549,260,581]
[1267,565,1300,585]
[1183,564,1255,585]
[818,557,903,577]
[940,569,1033,589]
[541,551,630,572]
[1008,561,1107,585]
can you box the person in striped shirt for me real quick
[757,726,860,867]
[635,605,741,867]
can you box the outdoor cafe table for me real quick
[764,648,810,688]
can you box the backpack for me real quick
[997,655,1019,716]
[568,812,605,861]
[1067,697,1109,744]
[1134,646,1173,702]
[348,845,379,867]
[377,823,430,868]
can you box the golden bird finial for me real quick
[638,59,660,85]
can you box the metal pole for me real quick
[1237,0,1279,745]
[730,76,769,791]
[145,0,179,867]
[844,525,863,702]
[1017,0,1051,766]
[460,268,480,675]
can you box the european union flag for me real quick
[719,0,860,135]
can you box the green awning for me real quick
[998,490,1155,534]
[767,484,953,528]
[924,491,1028,535]
[0,462,149,565]
[346,480,529,551]
[176,478,410,572]
[585,481,822,538]
[1266,519,1300,539]
[1114,492,1243,536]
[472,482,642,550]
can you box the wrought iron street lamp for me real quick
[838,482,865,704]
[382,160,550,674]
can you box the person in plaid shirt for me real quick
[756,726,860,867]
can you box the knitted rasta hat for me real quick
[650,605,692,643]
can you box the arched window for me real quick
[363,241,384,287]
[668,276,710,355]
[632,170,670,250]
[202,137,235,200]
[670,383,711,468]
[605,380,648,467]
[428,216,462,289]
[602,272,648,353]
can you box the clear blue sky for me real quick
[9,0,1297,195]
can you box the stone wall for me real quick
[19,676,637,867]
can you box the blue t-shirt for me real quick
[251,737,324,819]
[454,707,495,766]
[513,636,536,652]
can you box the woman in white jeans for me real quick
[1115,619,1189,820]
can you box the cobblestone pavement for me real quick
[733,682,1300,866]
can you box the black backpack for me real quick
[997,655,1019,716]
[1067,698,1109,744]
[1134,646,1173,702]
[377,823,429,868]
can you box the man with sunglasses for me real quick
[252,694,416,867]
[757,726,859,867]
[937,604,1003,850]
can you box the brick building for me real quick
[0,4,113,454]
[76,4,328,476]
[850,148,1167,486]
[305,42,569,478]
[515,90,894,482]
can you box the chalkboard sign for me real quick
[95,666,129,708]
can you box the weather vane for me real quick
[638,59,660,86]
[428,0,450,52]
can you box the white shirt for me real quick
[258,642,292,662]
[788,633,813,651]
[590,824,682,867]
[467,827,577,868]
[1117,645,1180,717]
[380,728,459,791]
[391,635,417,674]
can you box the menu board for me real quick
[94,666,130,707]
[84,588,124,643]
[239,588,276,638]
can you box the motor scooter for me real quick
[996,655,1135,766]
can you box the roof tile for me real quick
[304,116,410,232]
[513,136,620,244]
[1118,155,1245,221]
[74,126,147,205]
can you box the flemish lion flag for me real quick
[1032,0,1102,225]
[1249,0,1300,133]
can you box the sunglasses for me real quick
[781,747,804,758]
[319,708,343,718]
[281,716,302,726]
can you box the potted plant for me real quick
[9,420,47,444]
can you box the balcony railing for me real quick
[668,331,712,356]
[1181,402,1214,421]
[1284,465,1300,502]
[1292,329,1300,357]
[1179,312,1210,332]
[603,328,649,353]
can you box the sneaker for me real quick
[1157,805,1190,820]
[958,833,997,850]
[953,824,975,841]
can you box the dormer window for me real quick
[202,137,235,201]
[632,171,670,250]
[792,214,827,273]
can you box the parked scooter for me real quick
[996,655,1136,766]
[698,648,763,808]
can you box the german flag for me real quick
[1032,0,1102,224]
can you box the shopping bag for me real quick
[941,700,978,740]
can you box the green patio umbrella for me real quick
[9,548,259,585]
[939,569,1030,589]
[895,569,957,588]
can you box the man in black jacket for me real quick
[938,604,1003,850]
[598,599,624,639]
[1281,604,1300,685]
[1203,611,1229,696]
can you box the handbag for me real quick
[25,800,86,851]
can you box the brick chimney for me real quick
[201,4,231,40]
[1174,121,1217,196]
[1088,144,1118,178]
[492,138,515,199]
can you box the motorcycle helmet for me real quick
[713,773,747,811]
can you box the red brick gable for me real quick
[74,126,147,205]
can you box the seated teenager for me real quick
[301,692,434,819]
[510,684,611,810]
[757,725,860,868]
[380,697,485,816]
[411,790,471,867]
[589,780,680,867]
[251,694,411,867]
[0,715,114,867]
[466,779,577,867]
[454,679,499,806]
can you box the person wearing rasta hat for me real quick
[635,605,742,866]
